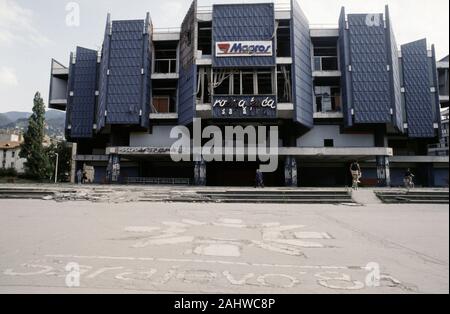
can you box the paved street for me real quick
[0,199,448,294]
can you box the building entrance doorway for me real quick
[206,162,284,187]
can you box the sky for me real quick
[0,0,448,113]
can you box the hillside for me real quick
[0,110,66,138]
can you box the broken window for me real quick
[314,86,341,113]
[242,72,254,95]
[276,20,291,57]
[313,46,338,71]
[257,72,273,95]
[153,41,178,74]
[277,65,292,103]
[198,21,212,56]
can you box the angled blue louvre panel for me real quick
[212,3,276,68]
[141,13,153,129]
[401,39,439,138]
[338,7,353,127]
[385,6,404,133]
[67,47,98,139]
[178,0,197,126]
[347,13,392,125]
[100,15,152,127]
[290,0,313,129]
[97,14,111,131]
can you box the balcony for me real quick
[152,58,178,79]
[150,96,178,120]
[314,87,342,118]
[49,59,69,111]
[313,56,341,78]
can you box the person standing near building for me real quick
[76,169,82,185]
[350,161,362,186]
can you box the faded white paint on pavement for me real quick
[0,200,448,294]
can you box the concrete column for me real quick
[376,156,391,187]
[70,143,77,184]
[424,163,435,187]
[194,158,206,186]
[284,156,298,187]
[107,154,121,184]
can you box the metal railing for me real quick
[313,56,339,71]
[154,59,177,74]
[310,24,339,29]
[126,177,191,185]
[197,2,291,13]
[153,27,181,34]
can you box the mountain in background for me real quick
[0,110,66,138]
[0,113,12,127]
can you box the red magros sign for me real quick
[216,41,273,57]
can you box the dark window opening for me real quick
[154,41,178,74]
[313,46,338,71]
[198,21,212,56]
[257,72,273,95]
[242,73,254,95]
[233,72,241,95]
[324,139,334,147]
[276,20,291,57]
[214,76,230,95]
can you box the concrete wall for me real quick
[297,125,375,147]
[130,126,184,147]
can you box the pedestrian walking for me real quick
[76,169,82,185]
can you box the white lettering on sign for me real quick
[216,41,273,57]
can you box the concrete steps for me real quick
[0,188,55,199]
[376,190,449,204]
[167,189,354,204]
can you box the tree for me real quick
[20,92,52,180]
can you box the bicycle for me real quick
[404,176,415,190]
[352,171,360,190]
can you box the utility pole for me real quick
[54,153,59,184]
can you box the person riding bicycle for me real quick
[404,168,415,186]
[350,161,362,184]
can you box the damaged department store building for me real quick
[49,1,449,187]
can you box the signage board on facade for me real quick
[215,41,273,57]
[212,96,277,119]
[108,147,182,155]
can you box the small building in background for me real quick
[0,142,26,174]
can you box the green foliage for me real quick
[46,141,72,182]
[0,168,18,177]
[19,92,53,181]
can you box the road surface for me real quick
[0,200,448,294]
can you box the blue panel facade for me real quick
[401,39,437,138]
[290,0,313,129]
[212,3,275,68]
[178,0,197,126]
[141,14,152,129]
[97,16,111,131]
[348,14,392,124]
[67,47,98,138]
[386,6,404,132]
[99,19,151,126]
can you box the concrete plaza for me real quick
[0,198,448,294]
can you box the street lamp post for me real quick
[54,153,59,184]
